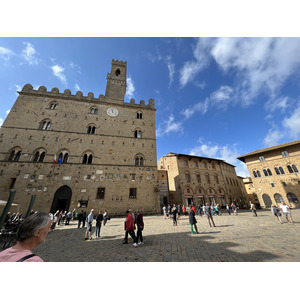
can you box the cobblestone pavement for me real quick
[33,208,300,262]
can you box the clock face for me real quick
[107,107,119,117]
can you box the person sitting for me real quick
[0,212,51,262]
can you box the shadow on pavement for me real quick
[34,226,280,262]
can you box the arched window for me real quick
[82,152,93,164]
[63,153,68,163]
[41,120,51,130]
[292,164,298,173]
[263,169,268,176]
[115,68,121,76]
[39,151,46,162]
[267,168,272,176]
[14,150,21,161]
[134,129,142,138]
[274,193,284,203]
[136,111,143,119]
[287,193,299,203]
[279,167,285,174]
[87,125,96,134]
[274,167,280,175]
[90,107,98,114]
[83,154,88,164]
[257,170,261,177]
[8,150,15,161]
[33,151,40,162]
[287,165,294,173]
[49,102,57,110]
[135,155,144,166]
[253,170,257,178]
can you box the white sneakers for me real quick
[133,243,138,247]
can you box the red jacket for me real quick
[125,213,135,231]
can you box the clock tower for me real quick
[105,59,127,102]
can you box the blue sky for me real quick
[1,37,300,177]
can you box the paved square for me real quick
[34,208,300,262]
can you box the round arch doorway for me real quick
[50,185,72,214]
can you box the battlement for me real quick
[112,59,127,66]
[20,84,155,108]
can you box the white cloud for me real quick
[126,77,135,99]
[0,46,15,60]
[189,141,250,177]
[181,85,234,119]
[51,65,67,85]
[5,109,10,115]
[22,42,38,65]
[0,117,3,127]
[180,38,300,105]
[265,96,289,113]
[156,114,183,137]
[166,55,175,86]
[75,84,80,91]
[282,106,300,138]
[263,128,284,147]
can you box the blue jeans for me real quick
[124,230,136,243]
[95,222,102,236]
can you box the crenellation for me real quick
[51,87,59,94]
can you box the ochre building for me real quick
[158,153,246,208]
[0,60,160,216]
[237,140,300,208]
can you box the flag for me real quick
[58,156,62,164]
[53,154,56,164]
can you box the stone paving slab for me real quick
[32,208,300,262]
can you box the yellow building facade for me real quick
[158,153,246,208]
[237,140,300,208]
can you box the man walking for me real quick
[95,210,103,237]
[204,203,216,227]
[280,202,294,224]
[123,209,137,246]
[85,209,94,240]
[250,201,258,217]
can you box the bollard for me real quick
[0,190,16,230]
[25,195,36,219]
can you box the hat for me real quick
[126,210,129,213]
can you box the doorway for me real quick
[50,185,72,214]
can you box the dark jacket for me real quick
[136,213,144,230]
[189,209,197,225]
[96,214,103,224]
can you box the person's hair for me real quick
[15,212,50,242]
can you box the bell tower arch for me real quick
[105,59,127,102]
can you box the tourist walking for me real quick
[188,206,199,234]
[123,209,137,246]
[231,203,238,215]
[0,212,51,262]
[177,205,181,223]
[85,209,94,240]
[197,204,202,217]
[95,210,103,237]
[162,205,167,219]
[172,204,178,225]
[204,203,216,227]
[82,211,87,228]
[182,205,186,216]
[214,204,221,216]
[226,204,231,215]
[136,210,144,245]
[250,201,257,217]
[280,202,294,224]
[271,204,283,224]
[77,210,83,228]
[103,210,109,226]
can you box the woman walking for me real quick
[271,204,282,224]
[188,206,199,234]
